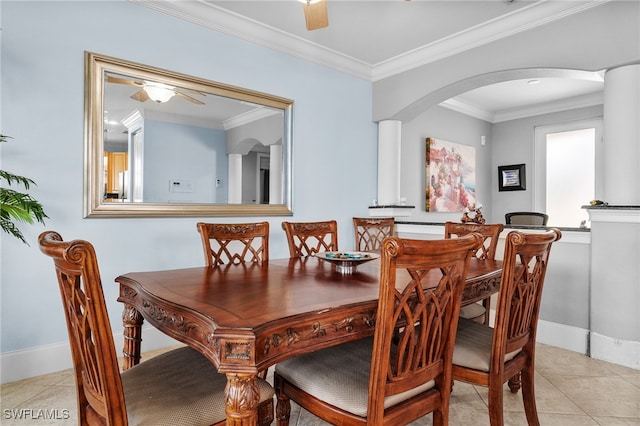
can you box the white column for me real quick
[377,120,401,205]
[603,65,640,204]
[228,153,242,204]
[269,145,283,204]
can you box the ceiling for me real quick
[132,0,607,122]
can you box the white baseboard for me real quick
[1,328,178,384]
[536,318,590,355]
[490,310,590,354]
[590,332,640,370]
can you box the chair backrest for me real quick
[492,229,561,363]
[368,234,483,423]
[281,220,338,257]
[38,231,127,425]
[505,212,549,226]
[197,222,269,266]
[444,221,504,260]
[353,217,395,252]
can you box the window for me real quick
[534,119,603,228]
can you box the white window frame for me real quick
[533,118,603,217]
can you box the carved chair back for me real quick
[444,222,504,260]
[366,234,483,424]
[493,229,561,362]
[281,220,338,257]
[197,222,269,266]
[353,217,395,252]
[39,231,128,424]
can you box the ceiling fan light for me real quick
[144,83,175,103]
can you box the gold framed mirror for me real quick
[84,52,293,218]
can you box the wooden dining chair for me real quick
[281,220,338,257]
[444,221,505,324]
[353,217,395,252]
[274,233,483,426]
[451,229,562,426]
[197,221,269,266]
[38,231,275,426]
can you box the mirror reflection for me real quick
[85,52,293,217]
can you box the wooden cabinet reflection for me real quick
[104,152,128,201]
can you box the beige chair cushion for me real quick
[453,318,520,372]
[275,336,435,418]
[122,346,274,426]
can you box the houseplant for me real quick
[0,134,47,244]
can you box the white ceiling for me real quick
[132,0,607,121]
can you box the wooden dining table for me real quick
[116,255,501,425]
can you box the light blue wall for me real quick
[143,120,227,203]
[0,1,376,353]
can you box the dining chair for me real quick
[353,217,395,252]
[197,221,269,266]
[444,221,505,324]
[281,220,338,257]
[274,233,483,426]
[38,231,275,426]
[451,229,562,426]
[505,212,549,226]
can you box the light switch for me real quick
[169,180,193,193]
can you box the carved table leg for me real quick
[225,373,260,425]
[121,303,143,370]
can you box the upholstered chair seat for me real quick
[275,337,436,418]
[452,318,521,372]
[122,346,274,425]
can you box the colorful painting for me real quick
[425,137,476,212]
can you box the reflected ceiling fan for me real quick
[106,75,204,105]
[300,0,328,31]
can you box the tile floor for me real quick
[1,343,638,425]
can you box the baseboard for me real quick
[535,318,590,355]
[0,328,178,384]
[590,332,640,370]
[489,310,589,355]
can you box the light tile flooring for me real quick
[1,343,638,425]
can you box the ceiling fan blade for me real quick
[107,75,143,87]
[303,0,328,31]
[175,91,205,105]
[130,89,149,102]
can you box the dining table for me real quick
[116,254,502,425]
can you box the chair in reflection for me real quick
[197,221,269,266]
[274,234,483,426]
[38,231,275,426]
[452,229,562,426]
[281,220,338,257]
[353,217,395,252]
[505,212,549,226]
[444,221,505,324]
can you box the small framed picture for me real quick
[498,164,526,191]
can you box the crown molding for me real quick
[371,0,610,81]
[129,0,373,80]
[442,90,604,123]
[131,0,609,82]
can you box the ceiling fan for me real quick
[106,75,204,105]
[300,0,328,31]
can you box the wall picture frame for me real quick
[498,163,526,191]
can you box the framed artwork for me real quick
[498,164,526,191]
[425,137,476,212]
